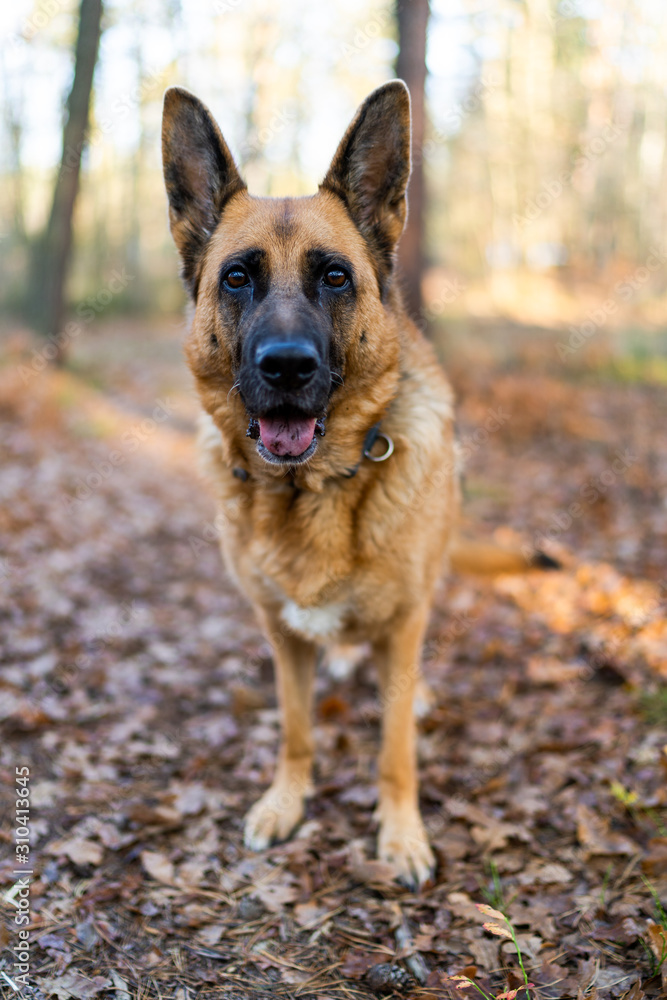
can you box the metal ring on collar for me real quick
[364,432,394,462]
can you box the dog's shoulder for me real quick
[353,325,458,556]
[196,411,228,489]
[386,325,456,477]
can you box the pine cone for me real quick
[365,962,413,994]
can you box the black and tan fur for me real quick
[161,81,537,887]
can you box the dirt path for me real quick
[1,336,666,999]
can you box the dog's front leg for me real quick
[373,605,435,888]
[244,613,316,851]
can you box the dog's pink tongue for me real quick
[259,416,317,457]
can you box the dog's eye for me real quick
[323,267,348,288]
[224,268,250,289]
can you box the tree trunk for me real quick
[29,0,103,358]
[395,0,429,322]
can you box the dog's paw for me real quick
[377,811,435,889]
[243,785,306,851]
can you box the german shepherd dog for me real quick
[162,81,533,887]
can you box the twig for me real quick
[394,910,429,985]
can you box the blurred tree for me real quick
[28,0,103,358]
[1,79,26,246]
[395,0,429,322]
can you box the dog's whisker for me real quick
[227,381,241,403]
[330,371,344,387]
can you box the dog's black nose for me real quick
[256,341,319,390]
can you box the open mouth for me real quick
[255,410,320,466]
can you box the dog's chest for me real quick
[241,501,368,642]
[279,598,349,641]
[241,484,356,596]
[223,463,405,640]
[249,553,361,643]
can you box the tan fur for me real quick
[450,538,532,574]
[192,211,455,883]
[161,82,501,886]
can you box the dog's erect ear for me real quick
[320,80,411,285]
[162,87,246,296]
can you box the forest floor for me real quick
[1,317,667,1000]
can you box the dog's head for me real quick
[161,82,411,467]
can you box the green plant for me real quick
[639,685,667,726]
[481,858,506,912]
[638,875,667,976]
[599,861,613,907]
[640,933,666,977]
[642,874,667,930]
[611,780,667,837]
[446,904,534,1000]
